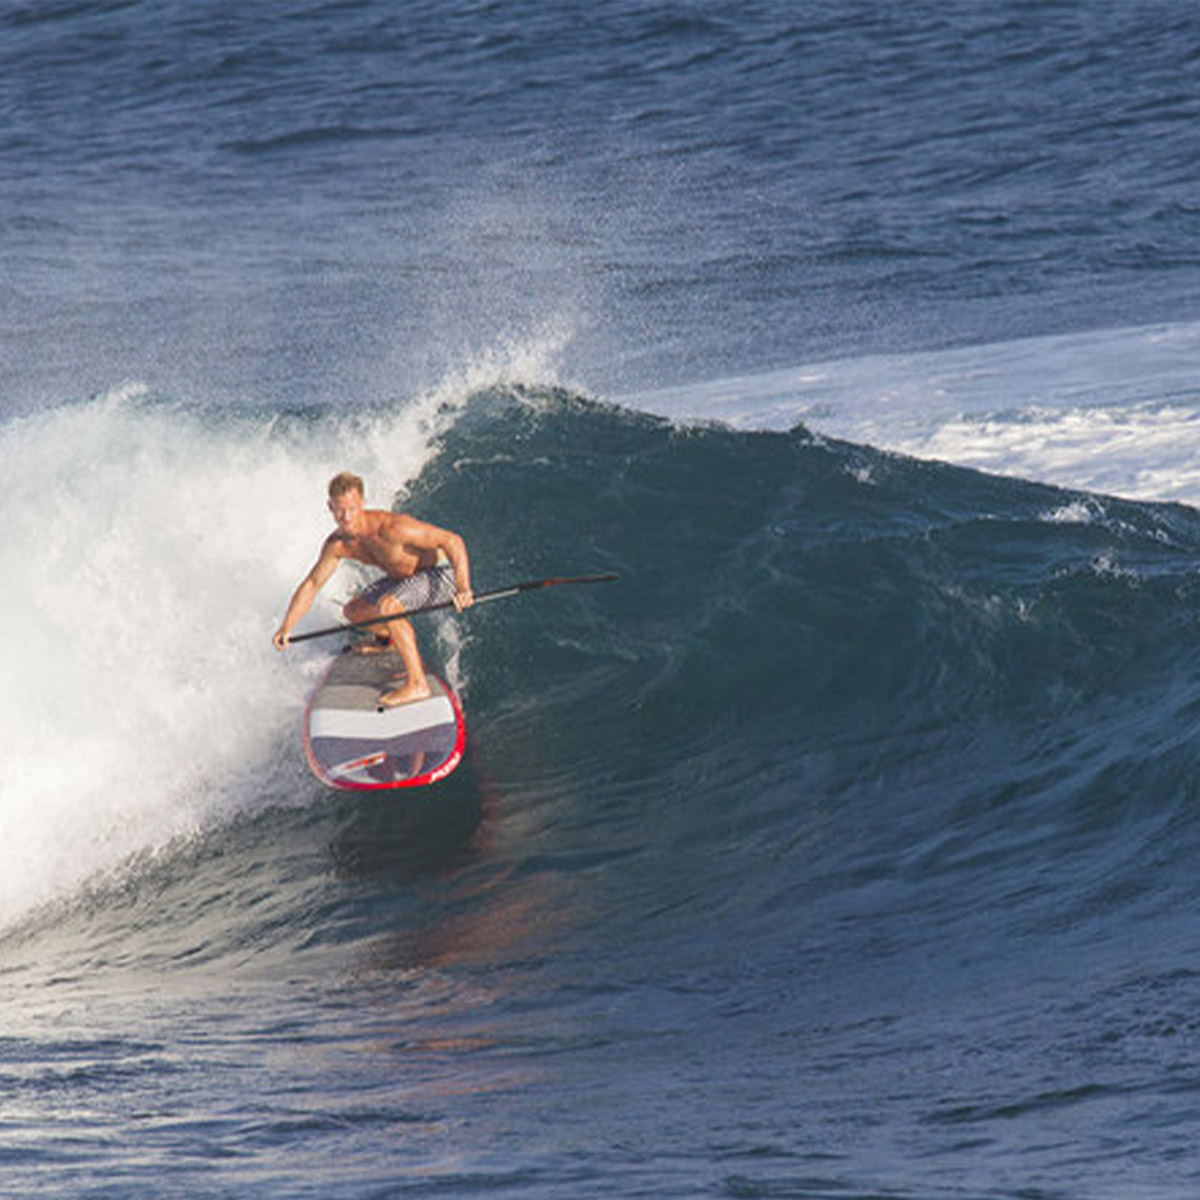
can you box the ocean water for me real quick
[6,3,1200,1197]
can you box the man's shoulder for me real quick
[375,509,421,534]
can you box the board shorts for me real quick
[355,564,458,614]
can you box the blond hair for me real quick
[327,471,364,500]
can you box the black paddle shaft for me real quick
[285,572,619,645]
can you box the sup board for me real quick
[304,649,465,791]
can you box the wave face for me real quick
[426,390,1200,942]
[7,386,1200,1195]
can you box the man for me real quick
[273,472,473,707]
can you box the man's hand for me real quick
[273,628,291,650]
[453,588,474,613]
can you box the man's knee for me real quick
[379,593,408,618]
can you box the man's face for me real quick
[328,489,365,533]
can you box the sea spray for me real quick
[0,384,450,924]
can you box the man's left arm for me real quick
[440,529,474,610]
[401,515,474,609]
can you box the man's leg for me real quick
[345,581,435,707]
[343,594,389,650]
[377,595,431,707]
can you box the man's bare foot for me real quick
[378,679,432,708]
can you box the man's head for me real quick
[328,471,364,501]
[327,471,365,532]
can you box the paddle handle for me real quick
[285,572,619,645]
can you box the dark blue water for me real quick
[6,4,1200,1197]
[7,0,1200,411]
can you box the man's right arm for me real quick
[272,540,342,650]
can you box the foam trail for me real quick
[0,384,451,926]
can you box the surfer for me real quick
[273,472,474,707]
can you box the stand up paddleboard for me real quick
[304,649,465,791]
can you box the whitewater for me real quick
[636,319,1200,506]
[7,2,1200,1198]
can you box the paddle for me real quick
[284,572,620,645]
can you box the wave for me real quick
[6,379,1200,981]
[407,387,1200,957]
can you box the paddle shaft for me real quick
[285,572,619,645]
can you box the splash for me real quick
[0,383,455,925]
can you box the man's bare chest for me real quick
[344,533,423,575]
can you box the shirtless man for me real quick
[273,472,473,707]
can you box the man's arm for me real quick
[272,540,343,649]
[397,515,474,610]
[439,528,473,609]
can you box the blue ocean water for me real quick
[6,3,1200,1197]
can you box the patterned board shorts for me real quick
[355,564,458,614]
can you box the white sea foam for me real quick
[628,319,1200,506]
[0,380,469,926]
[883,403,1200,506]
[1040,499,1099,525]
